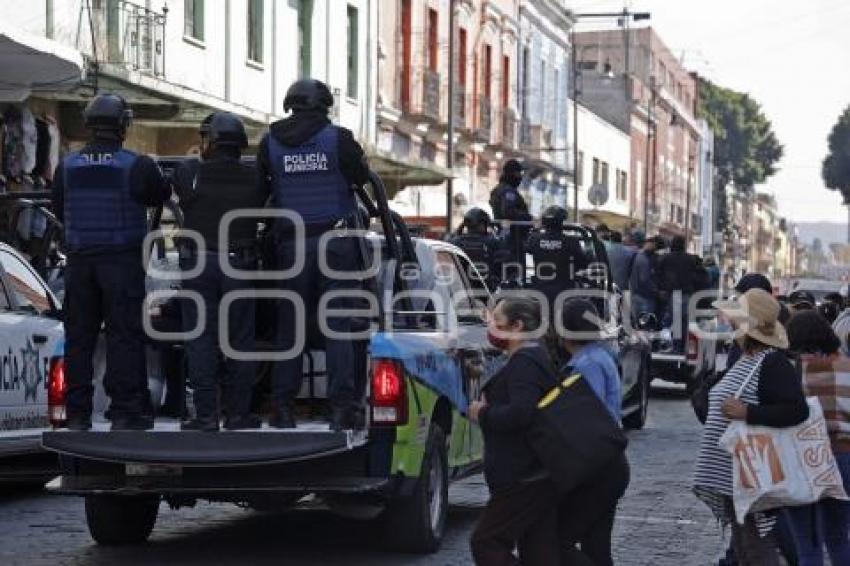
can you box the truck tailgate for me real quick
[42,421,367,467]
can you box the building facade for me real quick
[1,0,377,176]
[573,27,702,247]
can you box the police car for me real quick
[0,240,65,483]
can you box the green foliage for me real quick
[698,78,784,191]
[822,106,850,203]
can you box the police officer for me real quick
[527,205,589,303]
[172,112,268,431]
[52,93,171,430]
[449,207,499,291]
[258,79,370,430]
[489,159,531,285]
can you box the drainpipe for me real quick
[271,0,277,115]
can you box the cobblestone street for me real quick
[0,389,723,565]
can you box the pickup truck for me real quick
[648,311,719,386]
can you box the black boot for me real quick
[269,404,296,429]
[329,403,365,432]
[224,414,263,430]
[66,416,92,431]
[111,414,155,431]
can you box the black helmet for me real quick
[283,79,334,113]
[83,93,132,131]
[208,112,248,148]
[463,207,491,230]
[541,205,568,231]
[199,113,215,137]
[502,159,525,175]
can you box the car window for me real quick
[0,251,52,315]
[452,253,489,318]
[436,251,476,319]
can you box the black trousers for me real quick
[180,251,257,421]
[64,250,148,420]
[558,454,631,566]
[470,479,560,566]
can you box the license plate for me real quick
[126,464,182,477]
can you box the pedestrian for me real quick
[628,231,660,322]
[694,289,809,566]
[818,292,844,324]
[468,296,559,566]
[656,235,699,348]
[258,79,370,430]
[704,257,721,290]
[789,290,816,313]
[449,207,499,291]
[173,112,268,431]
[596,223,612,250]
[784,310,850,566]
[489,159,532,285]
[560,298,621,423]
[607,230,637,292]
[52,93,171,430]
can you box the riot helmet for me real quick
[541,205,568,232]
[208,112,248,149]
[83,93,132,132]
[283,79,334,114]
[463,207,491,232]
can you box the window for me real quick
[184,0,204,41]
[298,0,313,77]
[427,9,438,72]
[592,157,600,185]
[617,170,628,201]
[670,204,675,222]
[502,55,510,109]
[521,47,530,117]
[346,6,359,99]
[0,251,51,315]
[400,0,411,107]
[601,161,609,189]
[435,251,475,329]
[458,28,468,87]
[483,45,492,99]
[247,0,264,63]
[577,151,585,187]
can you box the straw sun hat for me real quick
[713,288,789,350]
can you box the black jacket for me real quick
[489,181,530,222]
[256,110,370,193]
[173,148,270,250]
[479,344,553,492]
[746,350,809,427]
[657,251,699,294]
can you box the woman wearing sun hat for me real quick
[693,288,809,565]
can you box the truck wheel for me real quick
[383,425,448,554]
[85,495,159,545]
[624,359,650,430]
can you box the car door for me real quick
[0,248,63,445]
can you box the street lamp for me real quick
[571,9,650,223]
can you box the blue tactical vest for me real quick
[267,125,356,226]
[63,148,147,251]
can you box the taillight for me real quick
[687,332,699,361]
[48,357,66,428]
[370,359,407,426]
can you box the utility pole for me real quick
[572,31,580,222]
[446,0,455,234]
[643,77,655,233]
[685,154,694,251]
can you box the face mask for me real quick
[487,329,510,350]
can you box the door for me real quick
[0,249,63,445]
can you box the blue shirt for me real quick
[564,342,622,423]
[607,243,637,291]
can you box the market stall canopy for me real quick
[0,25,85,102]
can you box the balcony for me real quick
[105,0,167,77]
[474,96,492,143]
[502,109,517,149]
[422,69,441,121]
[453,84,467,129]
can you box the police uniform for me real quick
[449,208,499,291]
[173,112,269,431]
[489,161,531,285]
[258,79,369,430]
[52,94,171,430]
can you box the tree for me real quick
[822,105,850,203]
[698,78,784,192]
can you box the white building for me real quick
[0,0,376,171]
[697,118,715,256]
[568,102,632,231]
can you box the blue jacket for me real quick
[607,243,637,291]
[565,342,622,423]
[629,250,658,299]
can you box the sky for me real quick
[570,0,850,224]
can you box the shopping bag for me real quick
[520,352,628,494]
[720,396,848,524]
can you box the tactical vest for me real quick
[267,125,355,226]
[63,148,147,251]
[529,231,577,284]
[450,234,492,267]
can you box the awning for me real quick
[0,24,85,102]
[367,148,453,200]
